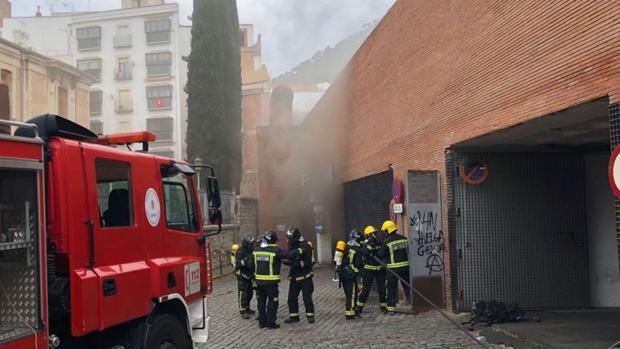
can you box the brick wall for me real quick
[302,0,620,309]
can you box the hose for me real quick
[372,255,490,349]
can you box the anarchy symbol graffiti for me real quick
[425,253,444,275]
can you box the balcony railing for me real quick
[114,67,133,81]
[114,34,132,48]
[115,100,133,113]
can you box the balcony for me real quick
[114,34,132,48]
[114,67,133,81]
[115,100,133,114]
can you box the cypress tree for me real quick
[186,0,242,191]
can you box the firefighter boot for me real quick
[307,316,315,323]
[284,316,300,324]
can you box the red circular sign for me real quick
[608,145,620,198]
[460,159,489,185]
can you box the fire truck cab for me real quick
[0,115,221,349]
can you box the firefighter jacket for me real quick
[287,240,314,281]
[249,243,295,285]
[235,245,253,280]
[381,232,409,269]
[360,235,385,271]
[340,240,364,280]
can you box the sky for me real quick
[11,0,395,76]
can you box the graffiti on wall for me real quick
[409,204,445,276]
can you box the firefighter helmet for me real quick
[286,226,301,241]
[231,243,240,252]
[364,225,378,237]
[335,240,346,252]
[264,230,278,243]
[242,233,255,248]
[381,220,398,234]
[349,228,363,241]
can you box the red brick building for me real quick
[240,24,270,198]
[301,0,620,311]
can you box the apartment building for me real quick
[2,0,188,158]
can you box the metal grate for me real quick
[445,150,460,312]
[609,102,620,270]
[344,170,393,243]
[452,152,589,310]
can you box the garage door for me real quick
[449,151,589,310]
[343,170,392,243]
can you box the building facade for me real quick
[239,24,270,198]
[0,36,92,127]
[2,1,188,158]
[296,0,620,311]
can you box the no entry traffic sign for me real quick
[608,146,620,198]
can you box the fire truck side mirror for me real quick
[206,176,222,227]
[206,176,221,209]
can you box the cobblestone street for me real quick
[203,267,491,349]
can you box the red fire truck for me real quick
[0,114,222,349]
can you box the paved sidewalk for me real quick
[203,267,494,349]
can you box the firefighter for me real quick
[249,230,296,329]
[380,220,411,315]
[339,228,364,319]
[284,227,315,324]
[234,234,256,319]
[356,225,387,314]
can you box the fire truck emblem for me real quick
[145,188,161,227]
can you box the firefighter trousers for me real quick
[341,277,359,317]
[237,276,254,314]
[287,277,315,318]
[357,268,386,309]
[386,266,411,312]
[256,283,279,326]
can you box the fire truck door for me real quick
[157,160,206,302]
[74,149,152,332]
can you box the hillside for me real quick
[273,21,377,85]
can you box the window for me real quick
[57,87,68,116]
[161,165,198,232]
[0,69,11,133]
[118,121,132,133]
[77,59,102,82]
[90,90,103,115]
[145,19,171,44]
[240,29,247,47]
[96,159,133,228]
[76,26,102,51]
[90,120,103,135]
[146,52,172,76]
[147,117,173,141]
[114,25,132,48]
[117,89,132,113]
[115,57,132,80]
[146,85,172,110]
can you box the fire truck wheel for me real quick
[145,314,191,349]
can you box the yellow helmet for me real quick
[231,243,240,252]
[364,225,378,236]
[307,241,313,248]
[336,240,346,252]
[381,220,397,234]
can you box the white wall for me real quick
[585,153,620,307]
[2,16,73,63]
